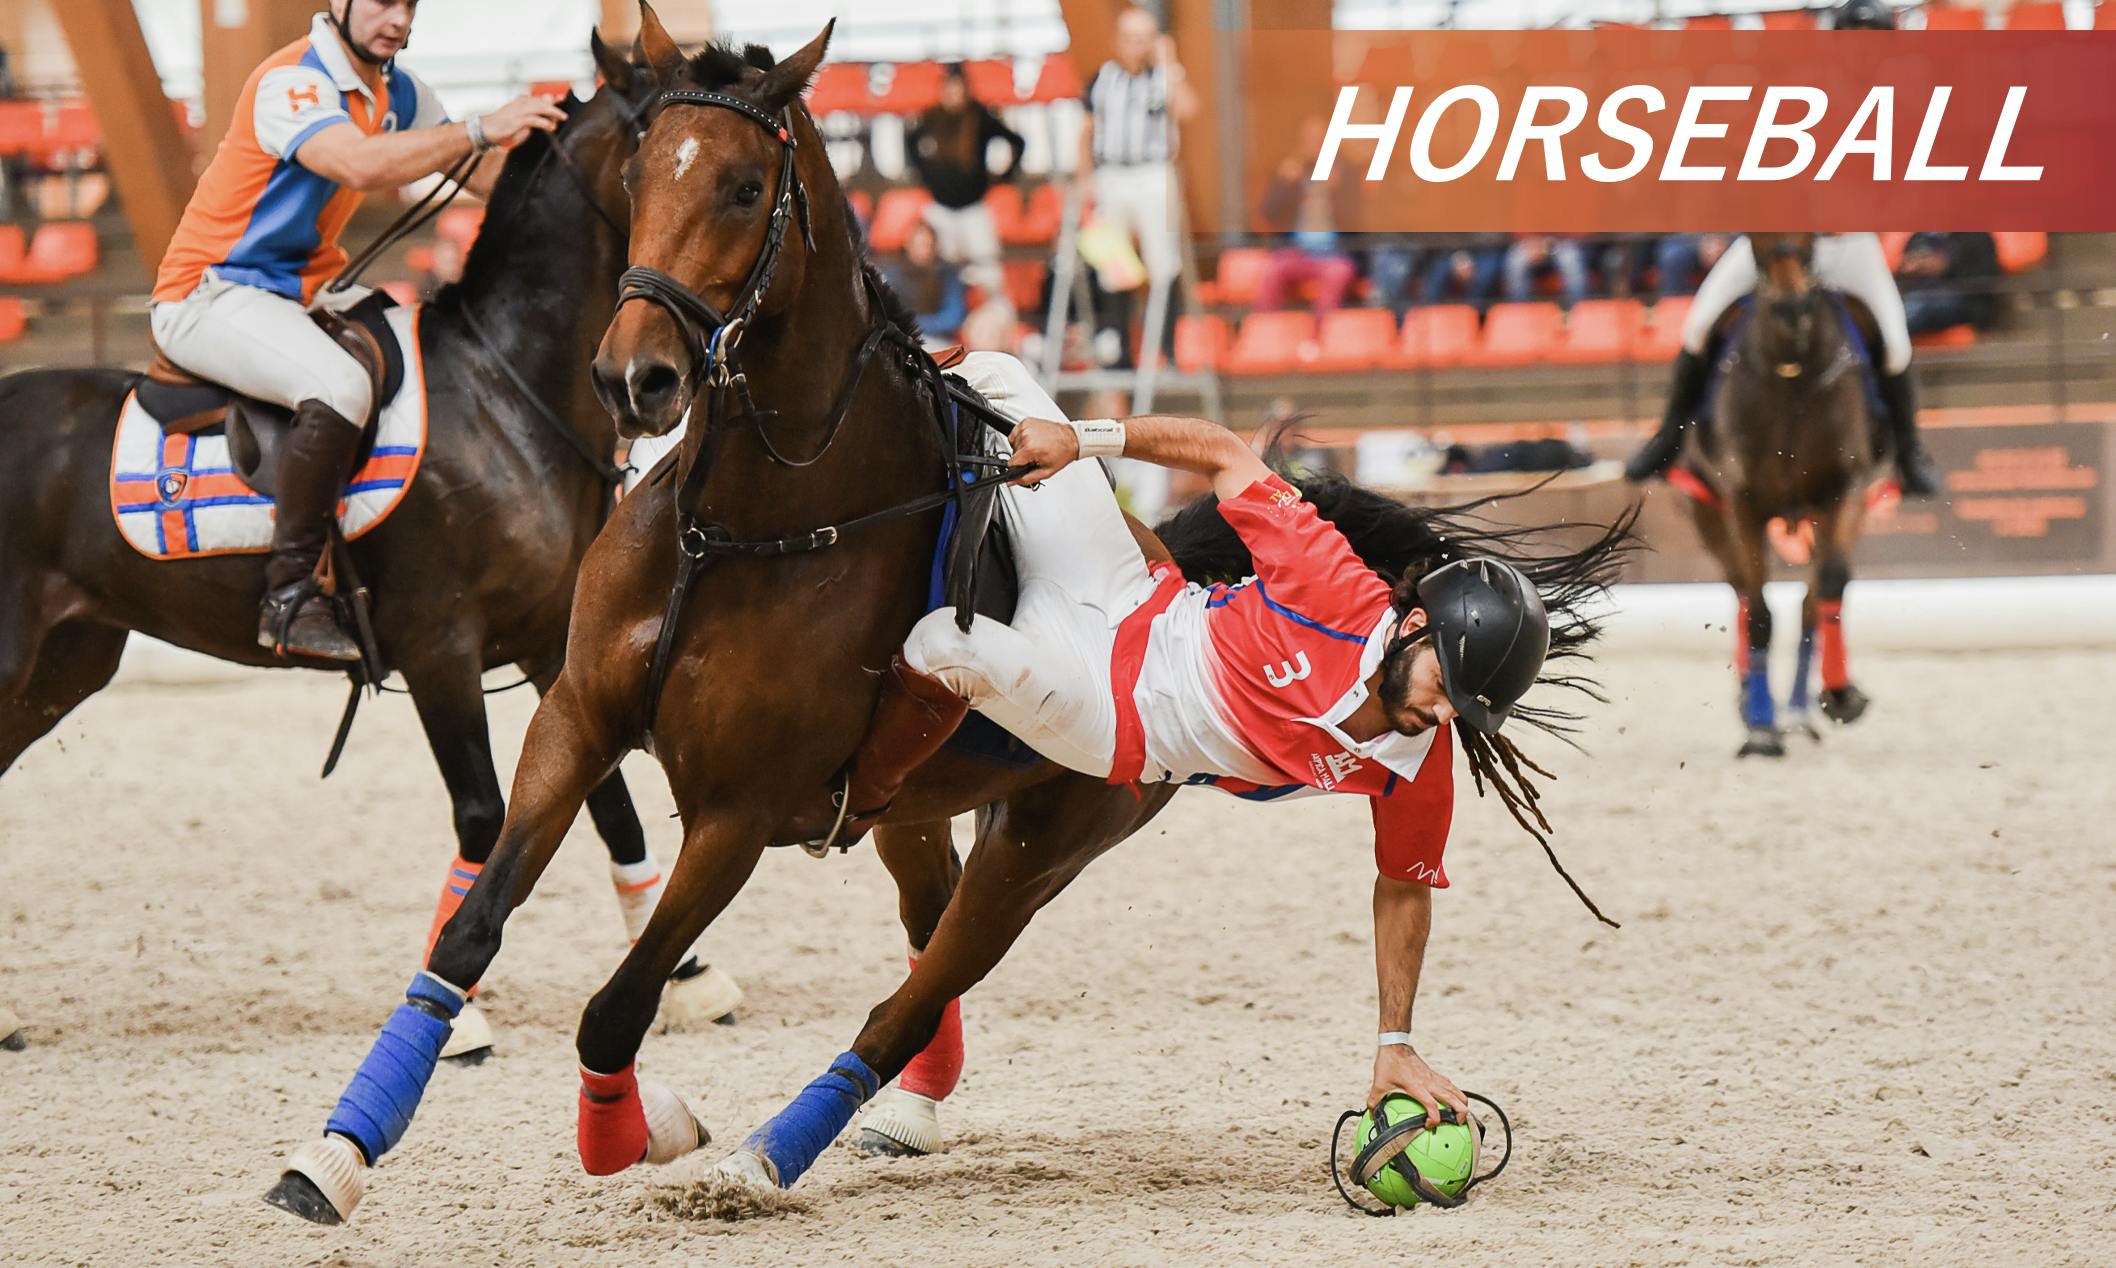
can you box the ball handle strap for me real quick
[1328,1108,1397,1217]
[1329,1090,1516,1215]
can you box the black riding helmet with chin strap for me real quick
[1397,558,1550,736]
[330,0,403,68]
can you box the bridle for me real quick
[620,85,1027,733]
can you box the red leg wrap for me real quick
[577,1064,649,1176]
[1818,600,1849,690]
[898,955,964,1101]
[422,856,483,996]
[1734,600,1750,676]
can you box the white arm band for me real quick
[1377,1031,1413,1049]
[467,114,493,153]
[1069,417,1126,460]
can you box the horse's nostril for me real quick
[634,364,682,408]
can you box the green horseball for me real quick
[1356,1093,1478,1209]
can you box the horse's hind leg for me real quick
[0,619,128,1052]
[526,665,743,1029]
[1812,500,1871,725]
[1685,500,1781,758]
[859,818,966,1156]
[716,778,1148,1191]
[572,807,769,1177]
[266,670,626,1224]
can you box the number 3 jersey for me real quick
[1115,474,1456,886]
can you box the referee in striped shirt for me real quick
[1076,6,1198,293]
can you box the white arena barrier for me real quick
[1596,574,2116,653]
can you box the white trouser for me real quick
[1091,163,1181,283]
[923,201,1005,297]
[1681,233,1912,374]
[148,271,375,427]
[902,352,1159,778]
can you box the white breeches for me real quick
[1090,163,1181,283]
[149,271,376,426]
[1681,233,1912,374]
[922,201,1005,296]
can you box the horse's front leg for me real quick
[857,818,966,1156]
[573,805,769,1176]
[1811,498,1872,725]
[1724,503,1784,758]
[264,669,627,1225]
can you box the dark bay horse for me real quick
[262,13,1636,1222]
[0,38,732,1054]
[1678,232,1884,757]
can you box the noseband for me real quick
[614,89,815,398]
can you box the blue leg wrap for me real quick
[1790,630,1816,711]
[323,973,465,1165]
[1741,657,1775,730]
[742,1051,879,1188]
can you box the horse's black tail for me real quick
[1154,423,1641,744]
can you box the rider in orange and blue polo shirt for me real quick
[150,0,564,659]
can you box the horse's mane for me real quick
[1154,421,1640,925]
[678,41,925,346]
[434,97,578,310]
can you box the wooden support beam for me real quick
[601,0,714,46]
[52,0,194,264]
[199,0,315,153]
[1057,0,1126,85]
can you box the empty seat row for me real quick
[1685,4,2084,28]
[0,221,99,285]
[1878,230,2048,274]
[1178,298,1699,375]
[861,183,1066,253]
[806,56,1084,117]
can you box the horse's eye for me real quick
[734,181,763,207]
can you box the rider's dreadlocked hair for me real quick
[1153,422,1639,926]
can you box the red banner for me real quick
[1238,32,2116,231]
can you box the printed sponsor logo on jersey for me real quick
[1264,650,1312,689]
[288,84,322,111]
[1309,749,1362,789]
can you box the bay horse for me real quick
[1676,232,1883,757]
[0,37,733,1055]
[262,14,1635,1223]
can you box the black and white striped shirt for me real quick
[1085,61,1174,166]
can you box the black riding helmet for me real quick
[1832,0,1898,30]
[1406,558,1550,736]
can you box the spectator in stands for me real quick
[1255,117,1360,319]
[1419,236,1507,309]
[886,220,967,341]
[1077,4,1198,364]
[908,64,1024,311]
[1503,235,1588,308]
[1365,238,1424,319]
[1897,232,2001,333]
[1646,233,1728,298]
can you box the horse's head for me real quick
[1749,231,1825,371]
[591,5,835,438]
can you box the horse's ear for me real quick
[758,21,832,112]
[590,28,633,93]
[635,0,685,81]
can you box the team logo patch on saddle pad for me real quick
[109,305,428,560]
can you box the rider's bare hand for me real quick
[480,95,568,150]
[1369,1044,1470,1128]
[1007,417,1080,486]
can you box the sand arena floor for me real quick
[2,642,2113,1265]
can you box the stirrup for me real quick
[801,770,859,859]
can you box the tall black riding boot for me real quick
[1624,347,1712,483]
[1877,369,1942,499]
[258,399,363,661]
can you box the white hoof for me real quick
[659,964,743,1031]
[709,1148,779,1190]
[857,1088,941,1156]
[0,1003,24,1051]
[639,1077,709,1165]
[282,1134,367,1222]
[439,1002,495,1060]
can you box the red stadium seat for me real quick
[1005,181,1063,246]
[1226,311,1314,375]
[1922,5,1985,27]
[870,62,945,116]
[1685,14,1734,28]
[2003,2,2067,27]
[37,101,99,163]
[1001,258,1046,312]
[867,187,933,253]
[1208,247,1272,308]
[0,297,27,343]
[1912,324,1978,349]
[1029,55,1084,104]
[807,63,870,115]
[0,102,42,157]
[1383,305,1479,369]
[1307,307,1396,372]
[962,59,1019,106]
[1549,299,1644,364]
[1174,313,1230,372]
[1636,296,1694,362]
[0,223,25,274]
[2101,0,2116,28]
[1461,302,1562,368]
[1760,9,1819,28]
[1993,231,2048,272]
[436,206,483,252]
[2,221,98,283]
[846,188,875,228]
